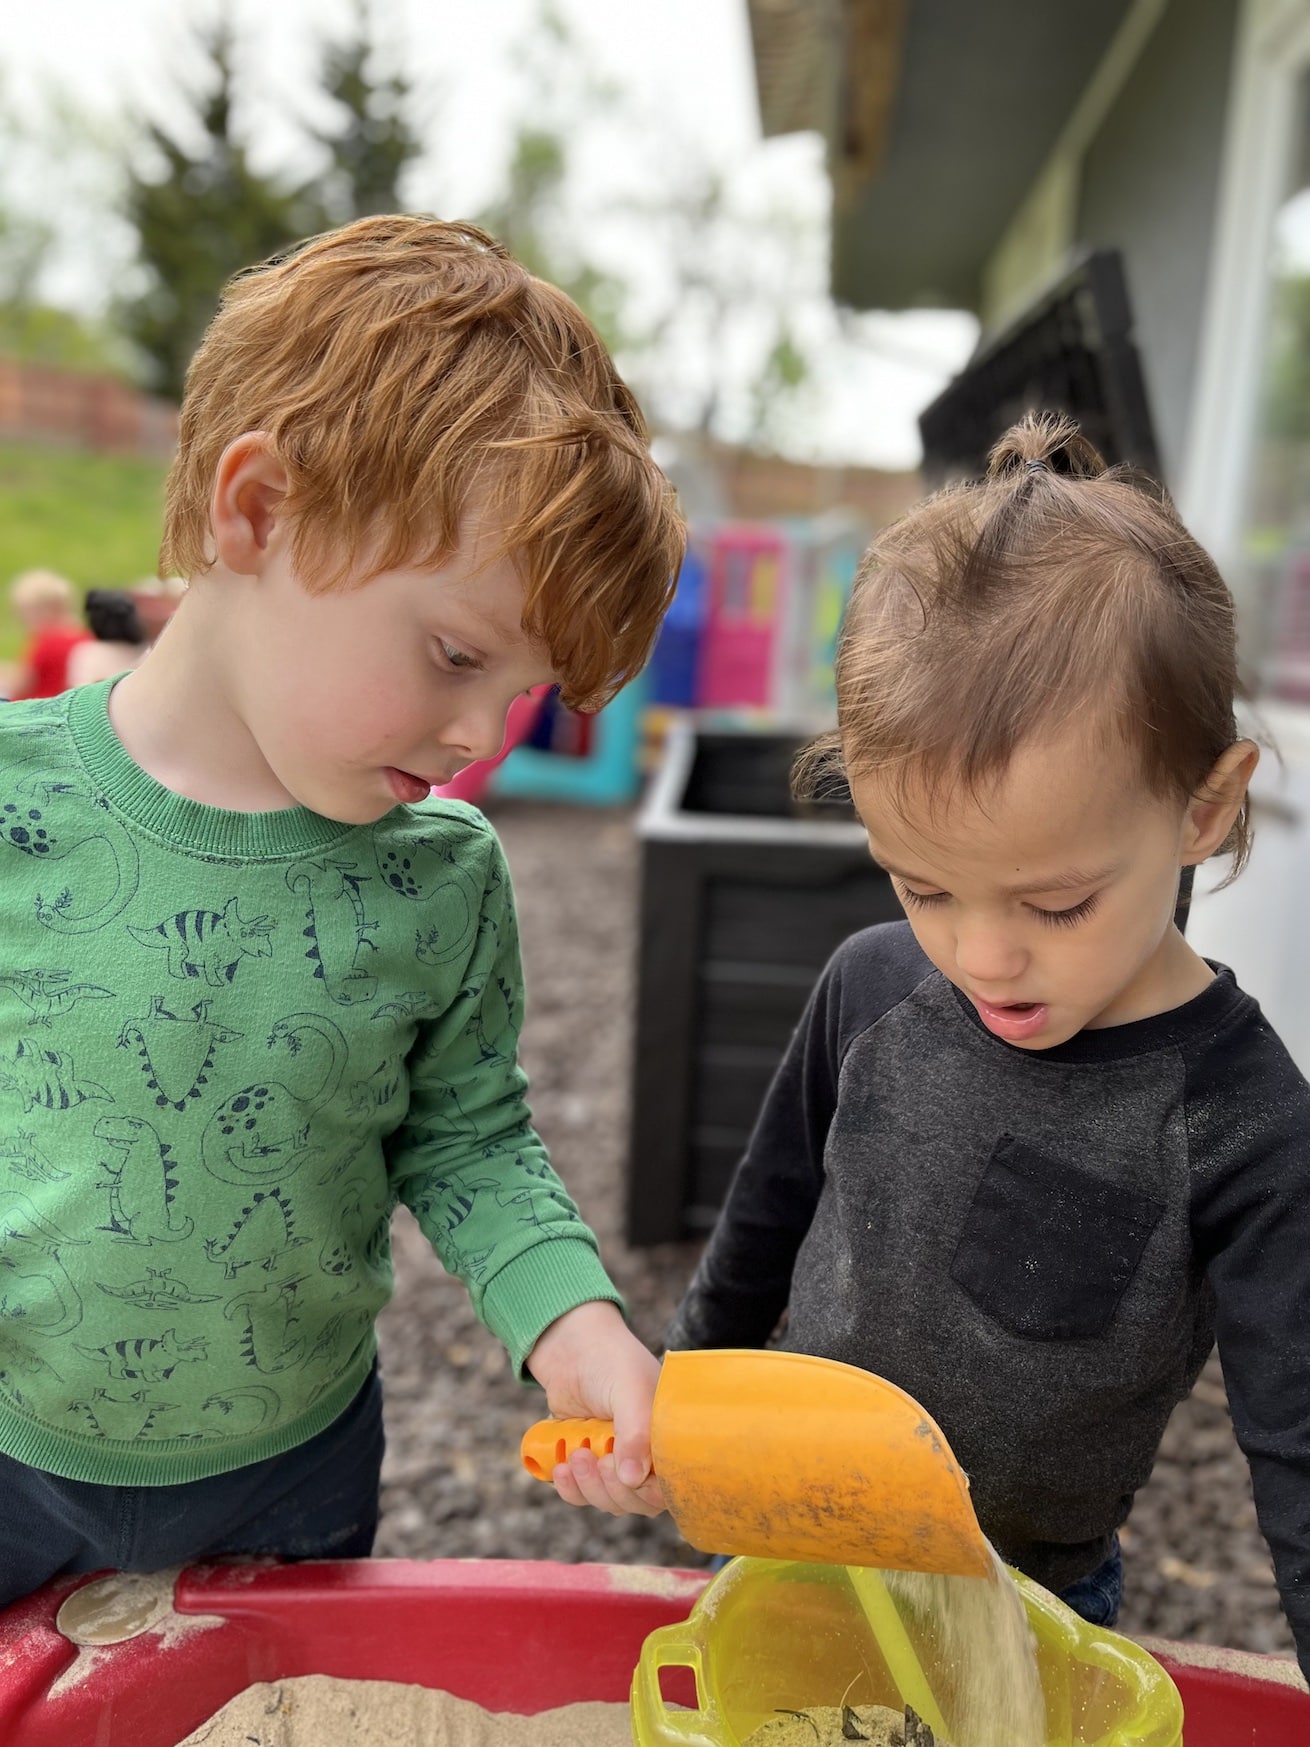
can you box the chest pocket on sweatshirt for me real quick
[949,1134,1164,1341]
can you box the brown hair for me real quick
[161,215,685,710]
[795,412,1250,873]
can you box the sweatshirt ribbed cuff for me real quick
[479,1239,625,1378]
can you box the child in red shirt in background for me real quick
[6,569,91,699]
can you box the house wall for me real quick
[979,0,1171,334]
[976,0,1239,488]
[1075,0,1241,484]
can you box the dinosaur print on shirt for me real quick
[0,776,141,935]
[129,897,276,987]
[117,997,243,1114]
[0,1038,111,1113]
[204,1188,306,1278]
[201,1013,349,1185]
[67,1390,180,1440]
[287,858,379,1005]
[95,1116,193,1244]
[0,1131,69,1185]
[225,1278,307,1375]
[0,684,611,1487]
[0,1191,87,1338]
[0,970,114,1027]
[98,1269,221,1311]
[75,1328,208,1383]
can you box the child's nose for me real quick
[953,918,1027,986]
[443,699,511,764]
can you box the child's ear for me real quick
[1181,741,1260,865]
[210,433,290,576]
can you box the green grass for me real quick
[0,443,170,660]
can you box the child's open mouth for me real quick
[386,767,433,804]
[973,997,1051,1042]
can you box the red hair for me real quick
[162,215,685,710]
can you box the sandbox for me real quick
[0,1560,1305,1746]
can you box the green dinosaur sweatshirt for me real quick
[0,681,619,1485]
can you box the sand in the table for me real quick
[743,1703,907,1745]
[175,1674,634,1746]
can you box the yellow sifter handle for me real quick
[521,1417,617,1479]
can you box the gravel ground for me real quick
[374,800,1295,1661]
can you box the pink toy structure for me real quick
[697,523,790,711]
[693,518,864,722]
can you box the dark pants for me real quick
[1054,1534,1123,1628]
[0,1363,384,1610]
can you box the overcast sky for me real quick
[2,0,980,468]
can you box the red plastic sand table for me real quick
[0,1559,1305,1747]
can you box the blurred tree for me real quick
[121,19,327,400]
[472,5,816,450]
[0,203,52,316]
[107,1,829,450]
[616,157,819,451]
[0,299,129,374]
[475,3,628,352]
[0,75,130,373]
[313,0,423,221]
[748,322,809,450]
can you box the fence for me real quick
[0,358,177,458]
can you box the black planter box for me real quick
[626,723,898,1244]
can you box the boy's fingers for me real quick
[638,1474,666,1511]
[551,1461,588,1508]
[591,1451,637,1515]
[597,1453,665,1517]
[610,1379,657,1490]
[557,1448,664,1518]
[558,1447,620,1513]
[627,1474,666,1515]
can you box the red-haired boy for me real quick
[0,217,684,1597]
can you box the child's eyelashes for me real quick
[432,639,544,699]
[1031,893,1101,929]
[434,638,482,672]
[898,886,948,911]
[896,884,1102,928]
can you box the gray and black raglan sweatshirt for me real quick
[667,921,1310,1678]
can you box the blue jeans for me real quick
[703,1533,1125,1629]
[0,1362,384,1609]
[1055,1534,1123,1628]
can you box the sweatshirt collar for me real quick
[948,960,1250,1063]
[67,679,356,860]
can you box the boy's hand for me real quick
[524,1300,666,1518]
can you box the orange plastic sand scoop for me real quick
[520,1348,992,1578]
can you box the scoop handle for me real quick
[520,1417,617,1479]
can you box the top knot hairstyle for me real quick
[161,215,686,711]
[796,411,1250,873]
[991,416,1105,482]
